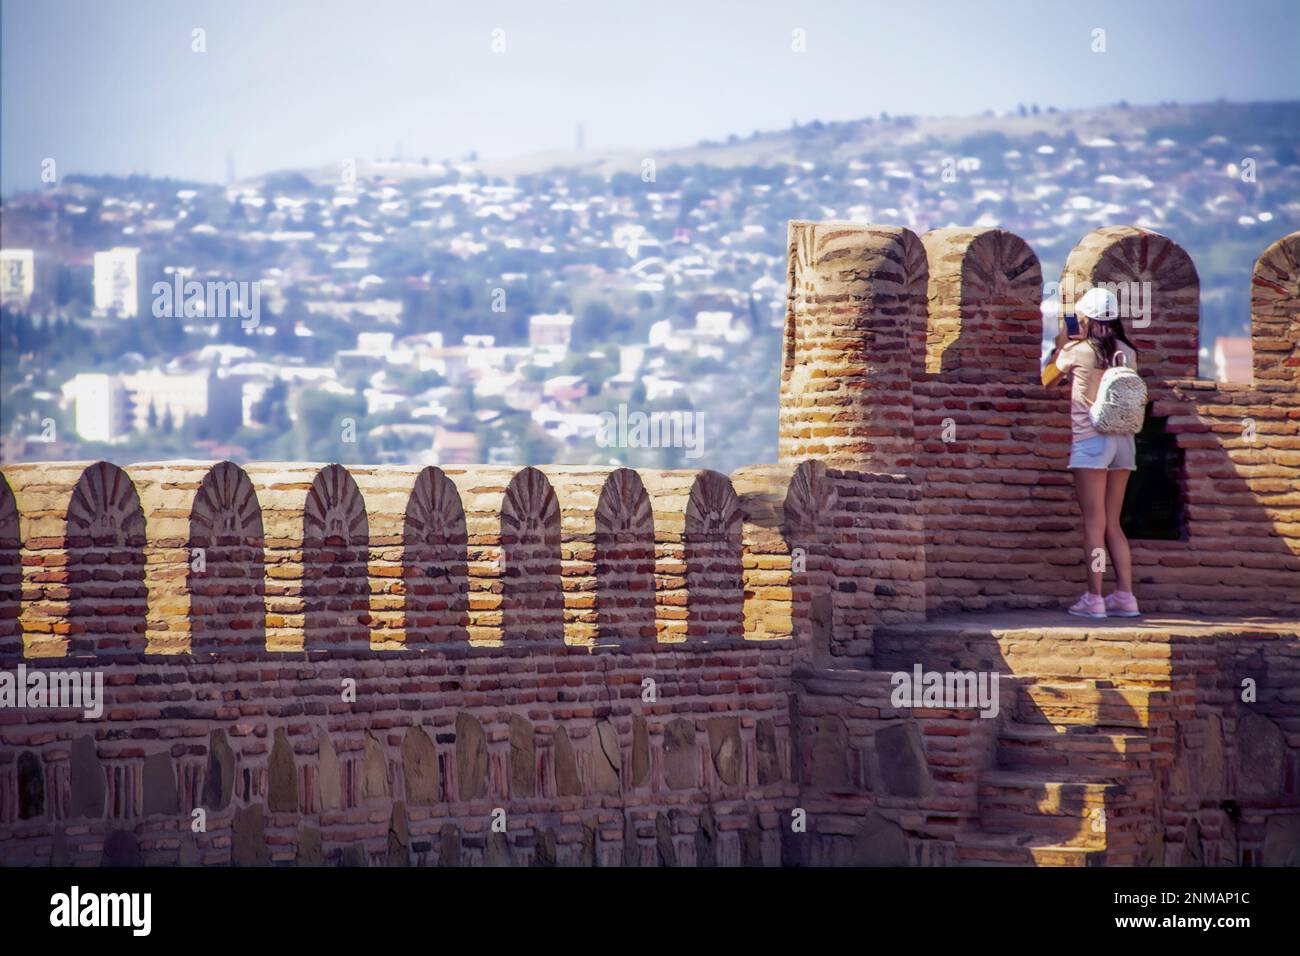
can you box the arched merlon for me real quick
[437,465,530,646]
[641,469,713,643]
[242,462,369,653]
[188,461,266,657]
[0,458,909,658]
[1251,231,1300,385]
[920,227,1043,377]
[1,461,146,659]
[780,220,926,471]
[127,460,264,656]
[1061,226,1199,381]
[731,460,836,646]
[352,465,468,649]
[499,466,563,643]
[682,469,744,641]
[0,472,20,657]
[539,465,627,647]
[591,467,656,645]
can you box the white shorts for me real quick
[1068,434,1136,471]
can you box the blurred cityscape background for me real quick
[2,2,1298,472]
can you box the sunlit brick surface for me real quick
[0,222,1295,866]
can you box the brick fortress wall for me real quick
[0,458,922,865]
[780,221,1298,616]
[0,221,1295,866]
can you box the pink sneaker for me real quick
[1068,592,1107,619]
[1105,590,1141,617]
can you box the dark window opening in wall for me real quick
[1121,404,1188,541]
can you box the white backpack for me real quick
[1089,351,1147,434]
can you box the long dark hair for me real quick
[1085,316,1137,369]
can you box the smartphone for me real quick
[1062,312,1081,338]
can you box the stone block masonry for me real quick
[0,459,923,865]
[0,221,1296,866]
[898,225,1298,616]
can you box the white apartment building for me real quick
[121,369,242,433]
[93,246,158,317]
[63,369,241,441]
[529,312,575,349]
[618,345,646,377]
[0,248,36,306]
[62,373,132,443]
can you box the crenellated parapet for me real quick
[0,458,923,662]
[3,461,148,660]
[1,225,1294,645]
[908,225,1298,615]
[780,221,927,471]
[0,475,19,657]
[919,226,1043,377]
[0,222,1295,870]
[0,456,924,867]
[1252,232,1300,385]
[1061,226,1201,381]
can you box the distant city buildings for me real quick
[122,369,242,434]
[431,426,478,464]
[1,104,1295,467]
[0,248,37,307]
[93,246,159,318]
[529,312,575,350]
[61,369,241,442]
[543,374,588,403]
[62,373,132,443]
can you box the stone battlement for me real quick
[782,223,1299,617]
[0,460,923,662]
[0,222,1296,867]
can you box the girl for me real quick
[1045,286,1142,619]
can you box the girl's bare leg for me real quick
[1104,469,1134,593]
[1072,468,1109,595]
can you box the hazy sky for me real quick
[3,0,1298,194]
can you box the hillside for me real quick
[264,100,1300,183]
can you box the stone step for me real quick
[980,769,1136,798]
[1017,682,1169,728]
[979,771,1153,809]
[976,812,1113,849]
[955,830,1108,867]
[977,770,1151,848]
[996,723,1151,776]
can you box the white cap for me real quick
[1076,286,1119,321]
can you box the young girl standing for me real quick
[1045,287,1142,619]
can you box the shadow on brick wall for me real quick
[0,474,19,659]
[501,467,563,642]
[594,468,656,645]
[66,462,147,659]
[684,471,744,641]
[400,466,470,645]
[189,461,266,659]
[304,464,370,652]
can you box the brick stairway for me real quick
[956,679,1171,866]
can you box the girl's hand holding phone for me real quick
[1045,313,1078,387]
[1054,314,1071,350]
